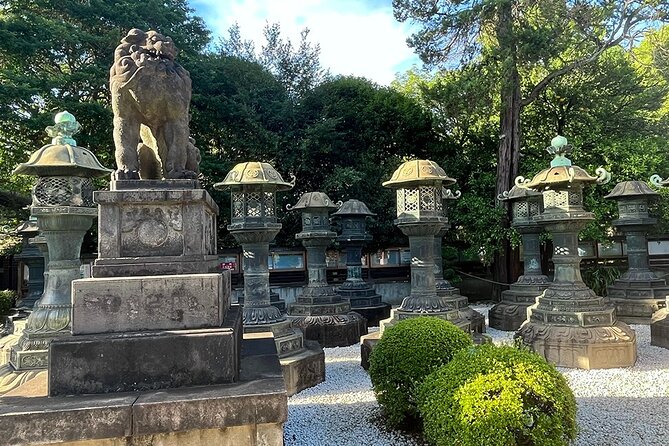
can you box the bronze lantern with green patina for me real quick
[515,136,636,369]
[381,160,465,327]
[8,111,111,373]
[214,162,306,358]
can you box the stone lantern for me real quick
[515,136,636,369]
[648,174,669,348]
[489,186,549,330]
[286,193,366,347]
[332,199,390,327]
[7,111,111,373]
[13,217,45,310]
[380,160,465,327]
[434,188,485,332]
[214,162,304,351]
[605,181,668,324]
[215,163,324,394]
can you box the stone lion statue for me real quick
[110,28,200,180]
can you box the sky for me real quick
[190,0,422,85]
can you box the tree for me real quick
[218,22,329,99]
[287,76,442,249]
[0,0,210,250]
[393,0,669,293]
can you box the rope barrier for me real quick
[452,268,513,286]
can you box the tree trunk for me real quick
[492,1,521,300]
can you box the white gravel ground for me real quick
[284,304,669,445]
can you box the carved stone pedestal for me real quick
[516,217,637,369]
[651,308,669,349]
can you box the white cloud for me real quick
[192,0,421,85]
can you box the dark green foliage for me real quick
[582,265,621,297]
[418,344,577,446]
[0,290,17,316]
[368,317,473,428]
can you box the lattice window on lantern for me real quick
[513,201,529,219]
[80,178,94,206]
[396,189,405,216]
[419,186,436,211]
[528,200,541,217]
[568,191,581,206]
[555,191,569,208]
[33,177,74,206]
[232,192,244,218]
[263,192,275,217]
[543,190,556,209]
[554,246,570,255]
[404,188,419,213]
[436,196,443,213]
[246,192,262,217]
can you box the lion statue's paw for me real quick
[112,169,141,181]
[165,169,198,180]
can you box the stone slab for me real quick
[651,309,669,349]
[72,273,229,334]
[0,393,137,445]
[0,334,287,446]
[49,306,242,396]
[360,331,381,371]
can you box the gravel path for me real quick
[284,305,669,445]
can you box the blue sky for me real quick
[190,0,421,85]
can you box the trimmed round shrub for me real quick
[369,317,473,428]
[418,344,577,446]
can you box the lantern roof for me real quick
[287,191,338,211]
[604,180,659,200]
[517,136,609,190]
[215,161,294,191]
[332,199,375,217]
[383,159,455,188]
[13,111,112,178]
[498,185,542,202]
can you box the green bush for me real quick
[369,317,473,428]
[418,344,577,446]
[0,290,17,316]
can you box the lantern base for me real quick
[434,287,486,333]
[489,281,549,331]
[515,320,637,369]
[338,285,391,327]
[287,312,367,348]
[607,278,669,324]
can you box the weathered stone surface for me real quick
[291,313,367,348]
[71,272,229,334]
[651,308,669,349]
[517,321,637,369]
[360,331,381,371]
[0,333,287,446]
[0,393,136,445]
[279,340,325,396]
[93,188,218,278]
[49,306,242,396]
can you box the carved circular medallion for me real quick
[137,219,169,247]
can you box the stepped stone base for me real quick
[0,333,287,446]
[288,312,367,348]
[611,297,665,325]
[489,286,545,331]
[360,331,380,371]
[516,321,637,369]
[50,306,242,396]
[436,288,486,333]
[651,308,669,349]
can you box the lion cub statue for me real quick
[110,28,200,180]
